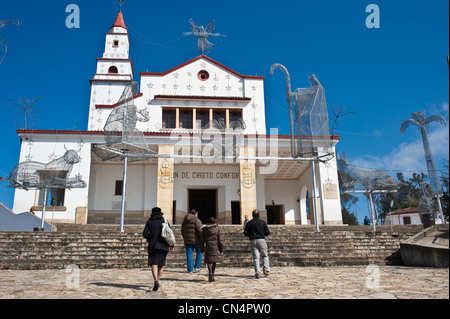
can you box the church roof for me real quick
[111,11,127,30]
[140,55,265,80]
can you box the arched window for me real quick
[108,66,118,74]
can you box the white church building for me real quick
[11,11,343,226]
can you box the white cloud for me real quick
[428,102,449,117]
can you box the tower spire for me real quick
[111,10,127,30]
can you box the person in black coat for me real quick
[244,209,271,279]
[143,207,174,291]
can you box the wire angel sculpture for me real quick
[7,97,40,131]
[183,19,225,54]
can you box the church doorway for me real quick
[231,201,241,225]
[266,205,284,225]
[188,189,217,224]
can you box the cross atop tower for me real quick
[114,0,127,11]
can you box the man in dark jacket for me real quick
[244,209,270,279]
[143,207,174,291]
[181,209,203,273]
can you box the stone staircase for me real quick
[0,224,422,270]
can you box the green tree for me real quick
[341,202,359,225]
[374,172,435,223]
[338,170,359,225]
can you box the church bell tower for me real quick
[88,11,134,131]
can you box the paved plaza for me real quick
[0,265,448,299]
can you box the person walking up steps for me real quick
[143,207,174,291]
[181,209,203,273]
[200,217,224,282]
[244,209,271,279]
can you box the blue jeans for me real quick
[185,244,203,272]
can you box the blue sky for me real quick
[0,0,448,224]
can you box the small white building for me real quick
[384,207,443,225]
[10,11,343,226]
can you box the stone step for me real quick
[0,255,389,270]
[0,248,401,262]
[3,248,383,258]
[0,241,402,251]
[0,238,404,246]
[53,224,423,233]
[1,228,410,235]
[0,234,408,242]
[0,224,419,269]
[0,244,401,254]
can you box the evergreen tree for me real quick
[338,170,359,225]
[341,204,359,225]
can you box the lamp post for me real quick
[40,188,48,230]
[311,160,320,232]
[120,154,128,233]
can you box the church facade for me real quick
[12,12,343,226]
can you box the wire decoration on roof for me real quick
[183,19,226,54]
[337,152,399,192]
[270,64,333,159]
[0,146,86,231]
[0,147,86,190]
[328,104,356,137]
[0,95,85,191]
[7,97,40,134]
[93,82,156,162]
[0,19,19,64]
